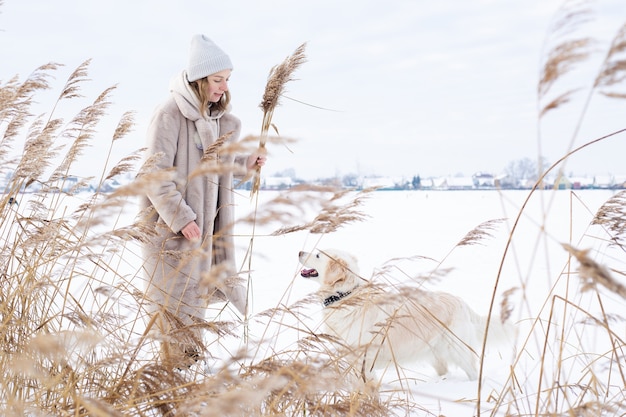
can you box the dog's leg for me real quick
[456,350,479,380]
[461,362,478,381]
[432,356,449,376]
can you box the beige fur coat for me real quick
[141,71,248,326]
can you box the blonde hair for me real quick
[190,77,230,117]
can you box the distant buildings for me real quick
[261,172,626,191]
[0,173,129,194]
[261,176,294,190]
[3,170,625,194]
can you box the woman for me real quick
[141,34,265,366]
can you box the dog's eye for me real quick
[315,253,320,258]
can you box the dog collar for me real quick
[323,290,352,307]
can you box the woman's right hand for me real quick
[181,221,201,242]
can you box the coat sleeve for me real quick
[145,106,196,234]
[219,113,248,179]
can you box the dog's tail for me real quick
[468,309,515,344]
[474,313,517,361]
[485,317,516,345]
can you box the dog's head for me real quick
[298,249,361,293]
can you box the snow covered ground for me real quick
[17,187,622,415]
[227,188,624,415]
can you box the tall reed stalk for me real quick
[474,1,626,415]
[2,2,626,416]
[251,43,307,198]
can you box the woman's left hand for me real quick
[246,148,267,171]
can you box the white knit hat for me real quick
[187,34,233,82]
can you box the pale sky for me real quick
[1,0,625,181]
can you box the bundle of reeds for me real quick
[250,43,307,197]
[3,1,626,415]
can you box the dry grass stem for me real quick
[591,190,626,246]
[562,243,626,299]
[3,2,626,415]
[250,43,307,196]
[105,148,144,181]
[112,110,135,142]
[595,23,626,98]
[539,36,593,117]
[240,185,373,235]
[500,287,519,323]
[13,116,61,187]
[55,59,90,104]
[1,64,61,170]
[50,85,116,182]
[259,43,308,116]
[539,1,594,116]
[456,218,506,247]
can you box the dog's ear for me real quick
[326,257,355,287]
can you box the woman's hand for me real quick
[181,221,201,241]
[246,147,267,171]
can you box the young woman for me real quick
[141,34,265,366]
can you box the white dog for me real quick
[299,248,514,381]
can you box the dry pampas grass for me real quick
[472,4,626,413]
[456,218,506,247]
[1,37,409,417]
[250,43,307,197]
[562,243,626,299]
[591,189,626,246]
[538,0,594,117]
[2,2,626,416]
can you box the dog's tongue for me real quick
[301,268,318,278]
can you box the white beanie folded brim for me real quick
[187,34,233,82]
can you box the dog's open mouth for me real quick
[300,268,318,278]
